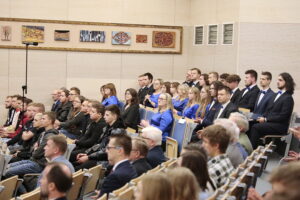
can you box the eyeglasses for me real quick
[158,98,167,101]
[106,146,121,150]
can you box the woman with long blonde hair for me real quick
[173,84,189,115]
[101,83,119,107]
[196,85,212,119]
[167,167,199,200]
[144,78,163,108]
[134,173,173,200]
[179,87,200,119]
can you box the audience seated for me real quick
[220,73,229,85]
[7,103,45,149]
[237,69,260,112]
[170,82,180,100]
[179,87,200,119]
[56,89,72,122]
[40,163,73,200]
[191,81,223,142]
[250,72,295,149]
[137,74,147,104]
[99,133,137,197]
[50,89,60,112]
[182,69,193,87]
[213,85,238,121]
[3,95,13,126]
[9,112,44,163]
[167,167,199,200]
[70,101,106,164]
[5,112,59,178]
[144,78,163,108]
[162,81,171,96]
[141,93,174,149]
[56,95,86,139]
[199,73,209,88]
[72,105,124,170]
[140,126,166,168]
[252,71,275,117]
[229,112,253,155]
[202,125,234,188]
[226,74,242,105]
[172,84,189,115]
[190,68,202,90]
[208,71,219,84]
[214,118,246,167]
[122,88,140,131]
[195,86,212,120]
[101,83,119,107]
[134,172,173,200]
[179,149,216,199]
[143,72,155,96]
[129,137,152,176]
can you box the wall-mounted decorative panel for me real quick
[0,18,183,54]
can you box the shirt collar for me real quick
[232,87,239,93]
[112,159,128,171]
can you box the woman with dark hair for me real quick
[121,88,140,131]
[199,73,209,88]
[57,95,86,139]
[170,82,180,99]
[161,81,171,96]
[101,83,119,106]
[179,150,216,199]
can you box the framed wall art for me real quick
[0,17,183,54]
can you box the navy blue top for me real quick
[180,104,200,119]
[102,96,119,107]
[150,109,174,141]
[173,97,189,114]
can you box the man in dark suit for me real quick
[213,86,238,120]
[237,69,260,111]
[252,71,275,117]
[40,163,73,200]
[137,74,147,104]
[250,72,295,149]
[182,69,193,87]
[130,138,152,176]
[51,89,61,112]
[143,72,155,96]
[226,74,242,105]
[141,126,166,168]
[190,68,202,91]
[99,134,137,197]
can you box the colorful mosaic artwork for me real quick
[1,26,11,41]
[136,34,147,43]
[54,30,70,41]
[152,31,176,48]
[80,30,105,43]
[112,31,131,45]
[22,25,44,43]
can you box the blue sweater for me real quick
[181,104,200,119]
[173,98,189,114]
[150,109,174,141]
[102,96,119,107]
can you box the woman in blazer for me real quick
[121,88,140,131]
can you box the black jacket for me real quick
[230,88,242,105]
[132,158,152,176]
[121,104,140,131]
[237,85,260,111]
[31,128,59,167]
[60,111,86,136]
[213,102,238,120]
[75,118,106,150]
[56,101,72,122]
[88,118,125,161]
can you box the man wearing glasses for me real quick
[99,134,137,198]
